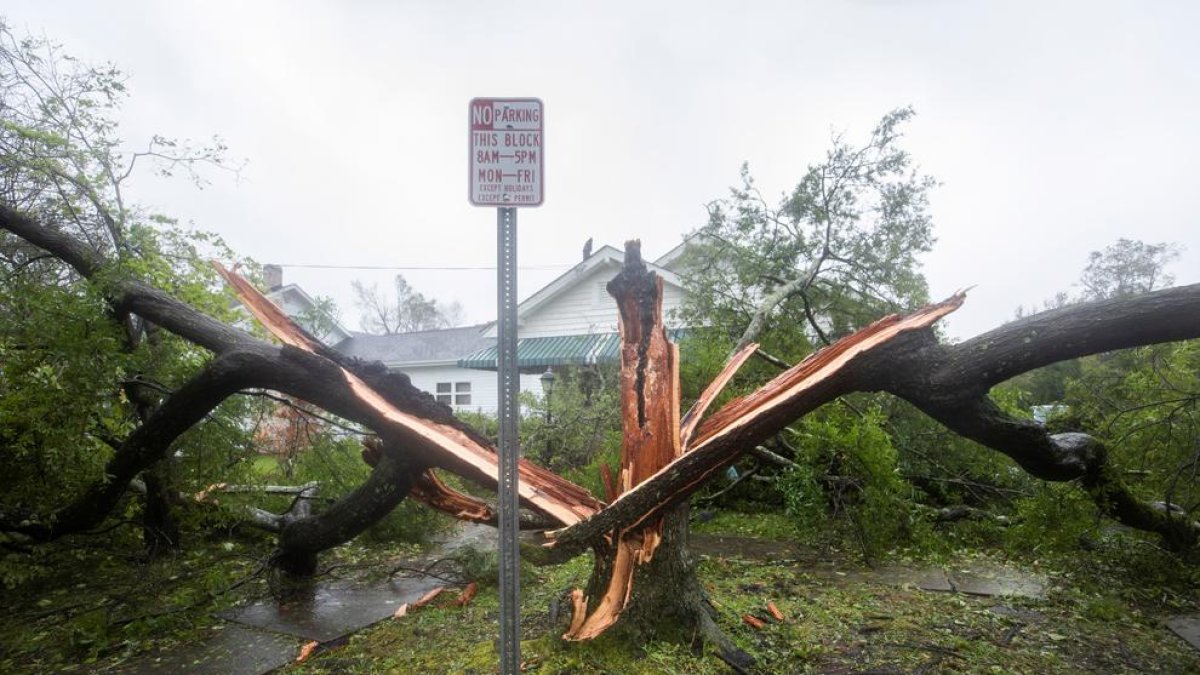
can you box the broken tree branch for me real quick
[548,296,963,555]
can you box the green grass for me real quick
[282,545,1197,674]
[2,516,1197,673]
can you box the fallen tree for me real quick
[3,202,1199,655]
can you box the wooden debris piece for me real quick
[680,340,758,449]
[412,586,446,608]
[451,582,478,607]
[296,640,319,663]
[742,614,766,630]
[392,603,409,619]
[767,601,785,622]
[409,470,495,524]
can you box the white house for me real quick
[262,264,354,346]
[331,324,544,413]
[271,242,691,415]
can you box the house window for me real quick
[436,381,472,406]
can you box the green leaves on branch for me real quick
[677,107,936,360]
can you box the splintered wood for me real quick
[561,244,962,640]
[547,291,965,555]
[215,250,964,643]
[679,340,758,450]
[409,470,496,524]
[564,241,686,641]
[213,262,604,527]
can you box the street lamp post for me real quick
[539,368,556,458]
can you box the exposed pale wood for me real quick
[600,463,618,502]
[565,241,684,641]
[680,340,758,449]
[767,601,784,622]
[564,589,587,638]
[408,470,495,524]
[565,536,641,640]
[451,582,478,607]
[215,262,605,527]
[215,263,325,353]
[548,294,965,553]
[411,586,445,608]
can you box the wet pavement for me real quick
[114,523,483,675]
[692,533,1047,599]
[216,575,445,642]
[819,562,1046,598]
[115,527,1193,672]
[118,624,300,675]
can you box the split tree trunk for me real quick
[565,243,747,659]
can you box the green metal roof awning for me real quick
[458,333,618,370]
[457,330,688,371]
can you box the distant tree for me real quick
[1080,238,1181,301]
[1011,238,1183,403]
[351,274,463,334]
[678,107,936,359]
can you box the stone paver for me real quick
[1167,614,1200,652]
[949,566,1045,598]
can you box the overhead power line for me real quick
[274,263,572,271]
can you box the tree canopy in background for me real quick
[351,274,464,335]
[676,107,936,358]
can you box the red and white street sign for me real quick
[469,98,543,207]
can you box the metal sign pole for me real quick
[496,205,521,674]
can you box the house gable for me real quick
[483,244,686,339]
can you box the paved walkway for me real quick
[113,529,1197,672]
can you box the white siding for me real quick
[398,363,545,416]
[516,263,687,339]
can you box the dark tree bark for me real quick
[3,197,1200,646]
[547,283,1200,555]
[0,202,600,575]
[273,449,418,576]
[140,459,181,556]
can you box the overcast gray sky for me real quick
[7,0,1198,340]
